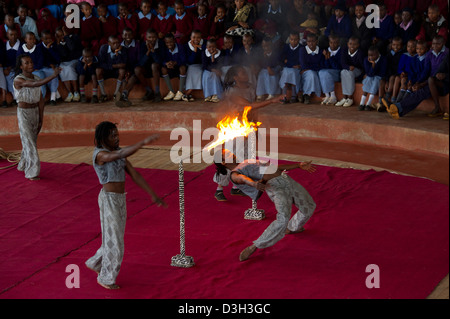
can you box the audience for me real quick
[0,0,447,120]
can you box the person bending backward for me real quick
[13,54,61,180]
[215,149,317,261]
[86,122,167,289]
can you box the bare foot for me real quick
[97,281,120,290]
[285,227,305,234]
[29,176,40,181]
[239,244,257,262]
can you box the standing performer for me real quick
[215,149,317,261]
[85,121,167,289]
[13,54,60,180]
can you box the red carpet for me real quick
[0,160,448,299]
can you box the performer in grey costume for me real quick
[215,149,317,261]
[85,121,167,289]
[13,54,60,180]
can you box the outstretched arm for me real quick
[14,68,61,89]
[96,135,159,164]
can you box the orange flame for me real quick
[206,106,261,151]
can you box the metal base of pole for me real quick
[171,254,195,268]
[244,208,265,220]
[244,199,265,220]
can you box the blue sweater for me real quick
[408,54,431,84]
[184,42,205,65]
[17,42,59,70]
[299,46,324,72]
[281,44,301,68]
[363,55,387,78]
[340,48,365,71]
[202,50,222,71]
[325,14,352,39]
[321,48,343,70]
[374,15,396,41]
[397,53,414,75]
[161,43,187,67]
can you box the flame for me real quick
[206,106,261,151]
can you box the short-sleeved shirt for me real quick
[92,147,126,185]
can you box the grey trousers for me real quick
[253,175,316,249]
[86,189,127,285]
[17,107,40,179]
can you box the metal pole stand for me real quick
[243,131,265,221]
[244,200,266,220]
[171,160,195,268]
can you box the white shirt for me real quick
[306,46,319,55]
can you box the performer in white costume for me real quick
[13,54,60,180]
[86,122,167,289]
[215,149,317,261]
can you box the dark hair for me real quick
[416,40,428,48]
[14,54,32,78]
[223,65,246,90]
[348,36,360,44]
[215,162,228,177]
[368,45,379,54]
[146,28,158,35]
[94,121,117,148]
[164,33,175,40]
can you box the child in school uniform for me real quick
[236,33,258,88]
[202,38,223,102]
[416,4,448,46]
[36,8,59,36]
[319,34,342,105]
[161,33,187,101]
[117,2,139,41]
[76,47,100,103]
[193,3,212,40]
[220,34,240,82]
[17,31,60,105]
[279,32,302,104]
[381,37,404,109]
[359,46,387,111]
[137,0,155,41]
[98,3,119,47]
[2,28,21,107]
[372,3,396,55]
[394,8,419,46]
[15,4,39,41]
[256,36,281,101]
[209,4,226,48]
[405,40,430,103]
[0,13,22,43]
[183,30,204,102]
[137,28,164,102]
[336,36,365,107]
[351,3,373,55]
[80,2,102,56]
[392,39,416,103]
[54,26,82,103]
[173,0,193,45]
[155,2,175,39]
[299,33,324,104]
[322,4,352,49]
[96,35,128,104]
[119,28,142,107]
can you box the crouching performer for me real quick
[215,149,317,261]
